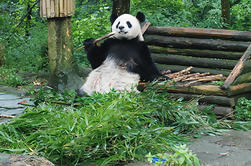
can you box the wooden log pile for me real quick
[163,66,226,87]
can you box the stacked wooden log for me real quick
[145,26,251,76]
[144,26,251,117]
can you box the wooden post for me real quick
[40,0,83,91]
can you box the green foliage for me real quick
[230,0,251,30]
[0,88,220,165]
[235,97,251,121]
[146,144,200,166]
[4,23,48,73]
[0,67,25,86]
[72,1,111,48]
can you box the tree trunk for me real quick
[0,43,4,66]
[47,17,83,92]
[112,0,130,17]
[25,3,32,37]
[221,0,231,28]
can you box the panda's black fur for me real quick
[84,37,162,82]
[79,12,165,95]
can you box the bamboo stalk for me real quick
[42,0,47,17]
[59,0,64,17]
[166,66,193,78]
[46,0,50,18]
[141,22,151,34]
[72,0,75,15]
[183,74,224,87]
[178,72,210,82]
[64,0,67,17]
[0,115,15,118]
[55,0,59,17]
[50,0,55,17]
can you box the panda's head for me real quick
[110,12,145,41]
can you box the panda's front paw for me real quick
[83,38,95,52]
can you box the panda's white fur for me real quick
[80,58,140,95]
[80,13,144,95]
[78,12,163,96]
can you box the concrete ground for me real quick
[0,85,251,166]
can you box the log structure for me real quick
[144,26,251,117]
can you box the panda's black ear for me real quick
[110,13,118,24]
[136,12,145,23]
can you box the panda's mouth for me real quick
[119,31,128,34]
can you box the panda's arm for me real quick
[84,38,113,69]
[135,42,163,82]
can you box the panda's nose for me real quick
[119,26,125,30]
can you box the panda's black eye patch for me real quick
[116,21,120,29]
[126,21,132,28]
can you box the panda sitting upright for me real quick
[79,12,165,95]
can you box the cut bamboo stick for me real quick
[183,74,224,87]
[0,115,15,118]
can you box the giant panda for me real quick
[79,12,166,95]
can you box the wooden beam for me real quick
[198,105,233,117]
[148,45,243,60]
[157,64,231,76]
[145,26,251,41]
[169,93,235,107]
[152,53,237,70]
[228,82,251,96]
[221,44,251,89]
[232,72,251,85]
[166,84,227,96]
[144,35,250,51]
